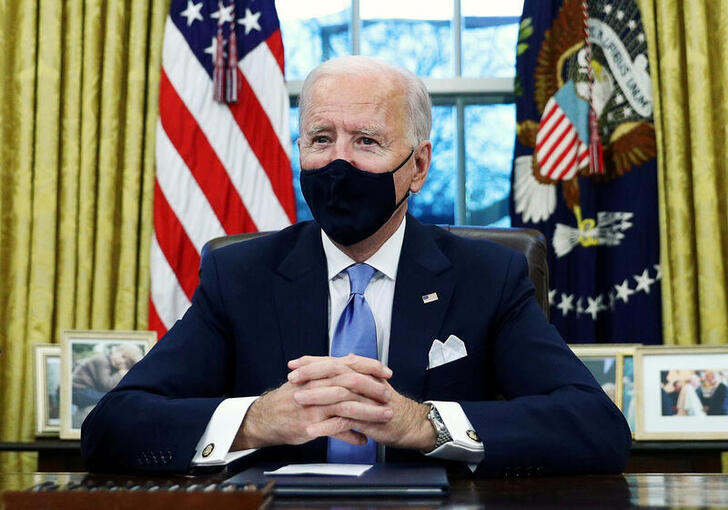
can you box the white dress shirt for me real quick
[192,217,484,467]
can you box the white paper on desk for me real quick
[264,463,373,477]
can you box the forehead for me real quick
[303,73,407,131]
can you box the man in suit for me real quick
[81,56,631,476]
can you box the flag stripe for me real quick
[536,112,568,158]
[158,73,255,235]
[240,35,290,156]
[538,122,574,170]
[150,234,192,329]
[228,67,296,223]
[535,102,559,144]
[161,17,290,231]
[148,297,167,342]
[542,128,577,176]
[548,135,579,179]
[156,120,227,251]
[154,180,201,299]
[152,1,294,336]
[266,29,285,74]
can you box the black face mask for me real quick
[300,150,414,246]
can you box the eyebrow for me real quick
[351,127,383,138]
[304,125,332,138]
[303,124,387,140]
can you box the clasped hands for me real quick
[231,354,436,452]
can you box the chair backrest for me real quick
[203,226,550,320]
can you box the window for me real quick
[277,0,523,226]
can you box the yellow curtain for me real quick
[639,0,728,346]
[0,0,169,471]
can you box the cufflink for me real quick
[466,429,481,443]
[202,443,214,457]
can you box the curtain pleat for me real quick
[640,0,728,345]
[0,0,168,472]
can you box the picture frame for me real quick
[635,346,728,440]
[59,330,156,440]
[34,344,62,437]
[620,348,638,436]
[569,344,641,410]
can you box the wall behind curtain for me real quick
[639,0,728,346]
[0,0,169,471]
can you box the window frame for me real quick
[285,0,517,225]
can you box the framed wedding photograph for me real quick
[59,330,156,440]
[34,344,61,436]
[635,346,728,440]
[569,344,640,410]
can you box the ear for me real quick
[409,141,431,193]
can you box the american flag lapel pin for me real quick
[422,292,439,304]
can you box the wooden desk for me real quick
[3,439,727,473]
[1,472,728,508]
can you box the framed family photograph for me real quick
[635,346,728,440]
[569,344,640,411]
[34,344,61,436]
[59,330,156,440]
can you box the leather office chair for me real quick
[202,226,550,320]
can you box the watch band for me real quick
[427,404,453,449]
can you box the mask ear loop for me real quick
[389,150,415,174]
[391,149,416,208]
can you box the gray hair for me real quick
[298,56,432,146]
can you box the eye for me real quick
[360,137,376,146]
[312,135,329,145]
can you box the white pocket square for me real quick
[427,334,467,370]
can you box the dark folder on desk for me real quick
[226,463,450,497]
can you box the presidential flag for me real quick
[150,0,296,338]
[511,0,661,344]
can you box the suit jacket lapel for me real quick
[388,216,454,400]
[273,224,329,364]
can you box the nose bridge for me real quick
[332,137,353,163]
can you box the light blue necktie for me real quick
[327,263,378,464]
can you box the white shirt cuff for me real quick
[424,400,484,471]
[191,396,258,466]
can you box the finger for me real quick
[298,373,390,404]
[333,400,393,423]
[341,354,393,379]
[294,386,353,406]
[306,416,357,439]
[289,355,391,384]
[287,355,328,370]
[288,357,349,383]
[331,429,368,446]
[294,385,385,407]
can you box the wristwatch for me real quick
[427,404,452,449]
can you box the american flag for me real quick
[535,94,588,181]
[150,0,296,338]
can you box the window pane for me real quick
[461,0,522,78]
[276,0,351,81]
[465,104,515,226]
[409,106,455,224]
[288,106,313,222]
[360,0,452,77]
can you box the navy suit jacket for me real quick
[81,216,631,476]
